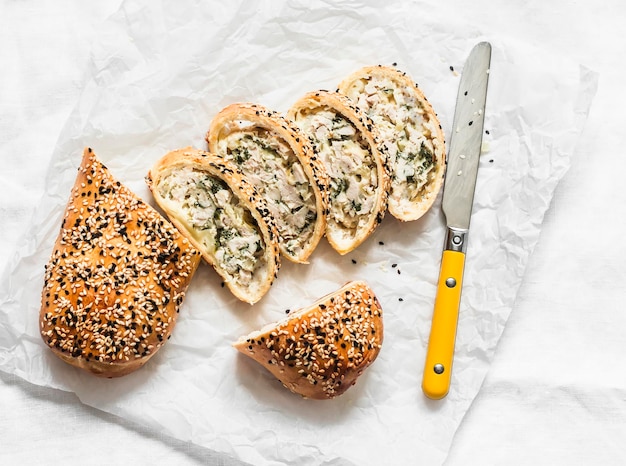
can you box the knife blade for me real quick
[422,41,492,400]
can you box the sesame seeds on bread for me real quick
[146,147,281,304]
[40,148,201,378]
[234,280,384,400]
[288,90,390,254]
[338,65,446,222]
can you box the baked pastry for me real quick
[288,90,390,254]
[234,280,384,400]
[146,147,281,304]
[206,103,328,264]
[40,147,201,378]
[337,65,446,221]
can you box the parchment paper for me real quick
[0,1,598,464]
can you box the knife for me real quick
[422,42,492,400]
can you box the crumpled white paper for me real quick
[0,1,597,464]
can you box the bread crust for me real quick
[338,65,446,221]
[234,280,383,399]
[40,148,201,378]
[146,147,281,304]
[206,103,329,264]
[288,90,390,254]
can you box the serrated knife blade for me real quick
[422,41,492,400]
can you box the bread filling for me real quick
[294,108,377,235]
[346,76,437,204]
[156,166,265,288]
[219,129,317,258]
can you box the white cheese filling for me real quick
[219,129,317,258]
[296,108,377,234]
[351,76,438,203]
[157,167,265,287]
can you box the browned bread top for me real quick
[40,148,201,377]
[234,280,384,399]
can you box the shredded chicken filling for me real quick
[221,129,317,257]
[350,76,437,202]
[296,108,377,233]
[158,167,265,287]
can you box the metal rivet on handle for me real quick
[434,364,445,374]
[445,277,457,288]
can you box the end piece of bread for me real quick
[288,90,390,254]
[337,65,445,221]
[206,103,329,264]
[234,280,384,400]
[40,147,201,378]
[146,147,281,304]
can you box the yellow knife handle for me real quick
[422,249,466,399]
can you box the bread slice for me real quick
[206,103,329,264]
[288,90,390,254]
[146,147,281,304]
[337,65,446,221]
[40,147,201,378]
[234,280,384,400]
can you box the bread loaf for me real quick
[288,90,390,254]
[338,65,445,221]
[40,148,201,377]
[234,280,384,399]
[146,147,281,304]
[206,103,329,263]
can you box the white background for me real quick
[2,0,625,464]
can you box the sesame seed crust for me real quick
[234,280,383,400]
[40,147,201,378]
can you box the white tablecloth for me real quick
[2,1,625,464]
